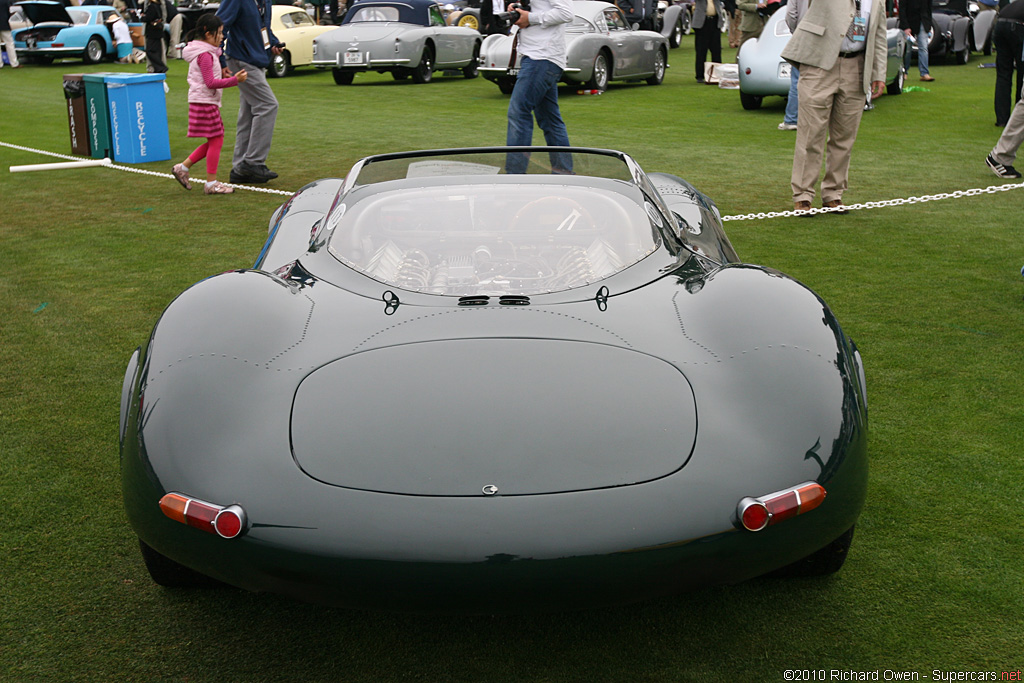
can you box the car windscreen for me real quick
[345,3,423,23]
[327,175,660,297]
[351,149,635,185]
[567,15,595,34]
[67,9,89,24]
[774,13,790,36]
[282,10,316,27]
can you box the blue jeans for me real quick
[784,64,800,125]
[506,56,572,174]
[903,27,930,77]
[916,27,930,77]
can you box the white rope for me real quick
[6,140,1023,212]
[1,140,294,196]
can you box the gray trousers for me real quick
[991,97,1024,166]
[227,58,279,169]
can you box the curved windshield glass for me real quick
[283,10,316,27]
[326,150,661,296]
[349,6,402,22]
[67,9,90,24]
[567,16,596,34]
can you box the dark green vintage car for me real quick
[120,147,868,611]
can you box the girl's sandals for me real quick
[204,181,235,195]
[171,163,192,190]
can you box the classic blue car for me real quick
[13,1,120,64]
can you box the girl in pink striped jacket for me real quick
[171,14,248,195]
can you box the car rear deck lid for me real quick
[290,339,697,496]
[18,1,74,25]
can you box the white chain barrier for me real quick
[722,181,1024,221]
[5,140,1024,212]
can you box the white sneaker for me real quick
[778,122,798,130]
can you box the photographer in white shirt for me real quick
[504,0,574,174]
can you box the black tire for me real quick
[269,51,291,78]
[646,48,666,85]
[411,46,434,83]
[669,17,684,48]
[139,539,226,588]
[463,44,480,79]
[956,47,969,65]
[768,527,856,578]
[681,8,692,35]
[497,76,516,95]
[585,51,610,91]
[83,35,106,64]
[887,66,905,95]
[739,90,763,110]
[332,68,355,85]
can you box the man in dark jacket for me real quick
[692,0,726,83]
[219,0,284,184]
[142,0,168,73]
[994,0,1024,125]
[899,0,934,81]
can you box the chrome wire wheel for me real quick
[587,52,609,91]
[647,49,666,85]
[83,35,105,64]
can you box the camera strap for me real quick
[507,30,519,69]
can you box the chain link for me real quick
[720,181,1024,221]
[6,140,1023,210]
[1,140,294,197]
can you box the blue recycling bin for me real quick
[104,73,171,164]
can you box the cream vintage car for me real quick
[269,4,339,78]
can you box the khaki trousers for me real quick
[992,97,1024,166]
[791,54,866,204]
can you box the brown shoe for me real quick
[794,200,813,216]
[920,75,935,82]
[823,199,848,214]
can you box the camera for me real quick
[494,0,531,30]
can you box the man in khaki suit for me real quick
[781,0,886,213]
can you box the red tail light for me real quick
[159,493,247,539]
[737,482,826,532]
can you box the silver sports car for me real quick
[479,1,669,94]
[737,9,906,110]
[311,0,482,84]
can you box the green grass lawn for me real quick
[1,37,1023,682]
